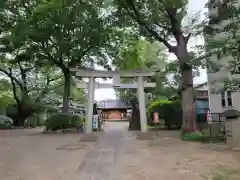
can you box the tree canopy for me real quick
[107,0,201,132]
[203,0,240,92]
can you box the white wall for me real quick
[208,93,222,113]
[208,92,240,113]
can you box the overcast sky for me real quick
[94,0,208,101]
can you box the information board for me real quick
[92,115,99,130]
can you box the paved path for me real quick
[75,122,240,180]
[76,122,131,180]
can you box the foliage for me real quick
[45,105,59,113]
[182,131,224,143]
[108,0,202,131]
[53,77,86,103]
[147,99,182,128]
[212,166,240,180]
[202,1,240,93]
[19,0,116,112]
[0,115,13,129]
[114,38,172,103]
[0,79,14,113]
[45,113,84,131]
[0,94,14,114]
[182,132,207,141]
[148,99,171,116]
[0,0,114,116]
[0,53,64,125]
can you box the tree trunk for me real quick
[128,103,141,131]
[62,71,71,113]
[7,102,34,126]
[176,36,198,133]
[180,68,197,132]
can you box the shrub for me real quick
[147,100,182,128]
[5,103,18,115]
[0,115,13,129]
[45,113,84,131]
[0,94,14,114]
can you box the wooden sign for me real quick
[154,112,159,123]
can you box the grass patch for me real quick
[147,121,167,130]
[212,166,240,180]
[182,132,224,143]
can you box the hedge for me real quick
[45,113,85,131]
[147,99,182,128]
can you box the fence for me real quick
[197,111,226,140]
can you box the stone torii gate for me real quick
[71,68,157,134]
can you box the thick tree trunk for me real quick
[128,103,141,131]
[180,68,197,132]
[7,102,34,126]
[62,72,71,113]
[176,36,198,133]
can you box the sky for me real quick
[94,0,208,101]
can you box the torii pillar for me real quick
[137,76,148,132]
[86,76,95,133]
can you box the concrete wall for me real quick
[209,91,240,113]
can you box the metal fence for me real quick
[197,111,226,140]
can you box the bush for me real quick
[0,94,14,114]
[45,113,84,131]
[0,115,13,129]
[147,100,182,129]
[5,103,18,115]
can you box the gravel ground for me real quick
[0,123,239,180]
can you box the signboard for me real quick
[154,112,159,123]
[92,115,99,130]
[207,110,212,124]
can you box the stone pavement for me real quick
[75,122,132,180]
[74,122,240,180]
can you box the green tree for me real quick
[19,0,114,112]
[0,61,62,125]
[53,77,86,103]
[109,0,200,132]
[114,38,170,130]
[0,79,14,114]
[203,0,240,92]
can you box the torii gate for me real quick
[71,68,157,133]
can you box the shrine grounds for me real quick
[0,122,239,180]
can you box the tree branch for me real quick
[0,67,25,91]
[17,61,28,92]
[69,45,93,67]
[157,0,182,42]
[35,75,63,102]
[39,42,65,69]
[118,0,175,52]
[185,33,192,43]
[9,69,21,105]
